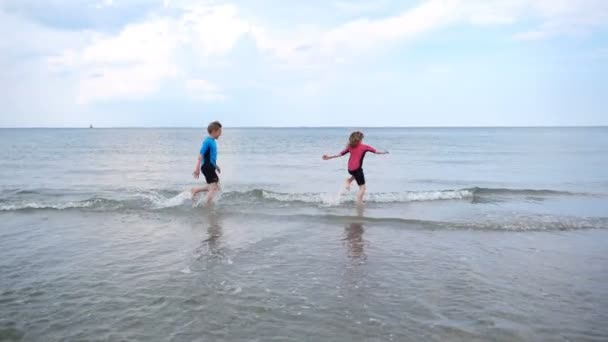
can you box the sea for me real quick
[1,127,607,341]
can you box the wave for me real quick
[221,187,583,205]
[0,198,123,211]
[0,186,592,212]
[470,187,577,196]
[1,187,605,231]
[0,192,190,212]
[278,213,608,231]
[223,188,475,205]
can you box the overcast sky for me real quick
[1,0,607,127]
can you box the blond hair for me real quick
[348,131,364,147]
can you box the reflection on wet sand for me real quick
[195,209,225,259]
[343,205,366,260]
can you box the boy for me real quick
[191,121,222,205]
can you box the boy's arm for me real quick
[213,144,221,173]
[192,154,202,179]
[193,139,209,178]
[323,147,349,160]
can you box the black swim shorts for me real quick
[348,168,365,186]
[201,164,219,184]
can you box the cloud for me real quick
[429,64,451,74]
[48,3,251,104]
[36,0,608,105]
[512,0,608,40]
[254,0,608,67]
[177,3,251,57]
[0,0,158,32]
[513,26,557,41]
[0,7,94,58]
[185,79,227,102]
[252,0,460,69]
[49,17,177,104]
[2,0,608,126]
[331,1,388,13]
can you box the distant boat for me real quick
[89,124,93,129]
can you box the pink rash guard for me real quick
[340,143,377,171]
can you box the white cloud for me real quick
[254,0,608,67]
[177,4,251,57]
[76,64,178,105]
[33,0,608,105]
[453,0,608,40]
[99,0,114,8]
[429,64,451,74]
[322,0,458,49]
[331,1,387,13]
[513,24,557,41]
[50,18,177,104]
[50,3,252,104]
[252,0,460,69]
[185,79,227,102]
[512,0,608,40]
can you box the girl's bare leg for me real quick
[345,176,355,191]
[356,184,366,204]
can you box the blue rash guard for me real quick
[200,136,218,167]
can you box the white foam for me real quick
[0,201,95,211]
[192,190,222,208]
[260,189,474,205]
[367,189,474,203]
[0,188,476,211]
[152,191,192,209]
[320,187,347,206]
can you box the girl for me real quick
[323,131,388,203]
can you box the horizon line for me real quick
[1,125,607,129]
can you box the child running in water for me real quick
[191,121,222,205]
[323,131,388,203]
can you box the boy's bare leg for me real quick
[190,185,209,198]
[345,176,354,191]
[355,202,364,215]
[356,184,366,204]
[205,183,219,206]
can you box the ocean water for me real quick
[1,127,607,341]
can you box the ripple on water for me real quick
[0,323,24,342]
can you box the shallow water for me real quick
[1,127,607,341]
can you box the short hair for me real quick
[348,131,364,147]
[207,121,222,134]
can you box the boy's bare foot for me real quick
[190,188,197,200]
[204,197,215,207]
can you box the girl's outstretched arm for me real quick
[322,154,341,160]
[323,147,349,160]
[365,145,389,155]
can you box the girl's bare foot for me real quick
[345,177,354,191]
[356,185,366,203]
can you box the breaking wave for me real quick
[0,186,589,212]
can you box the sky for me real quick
[0,0,607,127]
